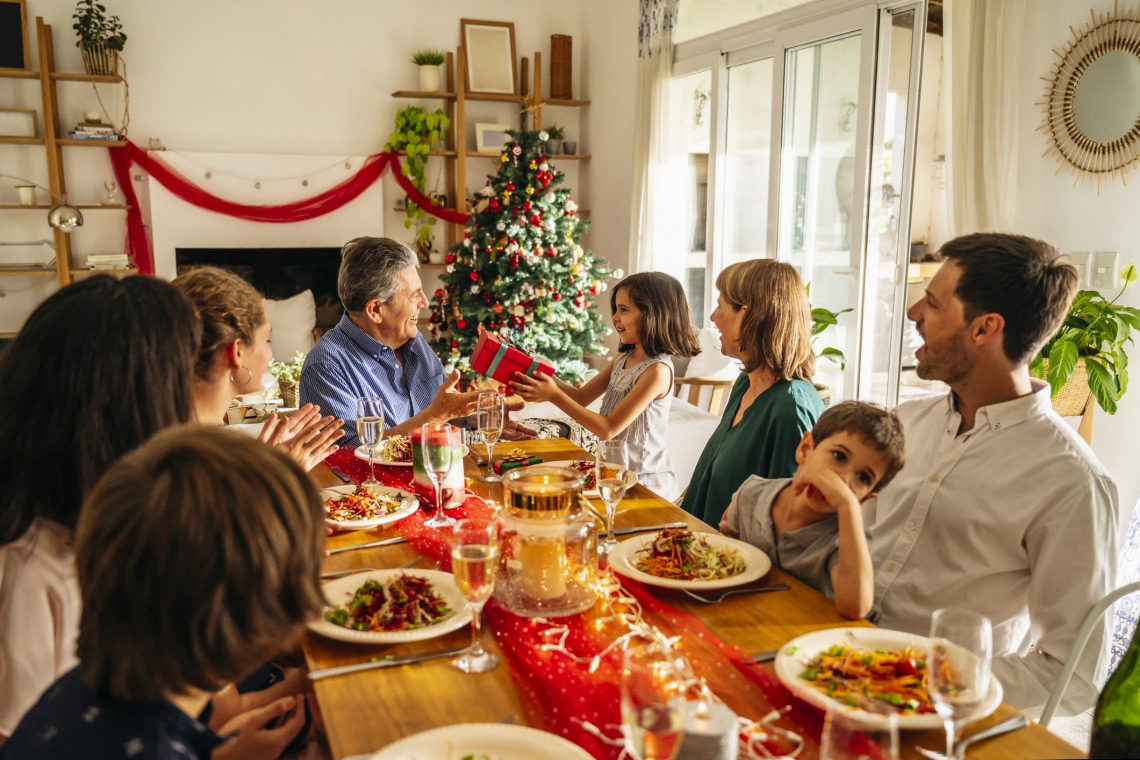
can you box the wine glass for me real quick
[821,709,899,760]
[620,642,687,760]
[928,608,993,760]
[596,439,630,554]
[450,517,500,673]
[355,396,384,490]
[474,391,505,483]
[421,423,461,529]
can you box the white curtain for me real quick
[944,0,1025,234]
[628,0,680,273]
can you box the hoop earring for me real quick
[231,365,253,386]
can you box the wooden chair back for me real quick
[674,377,734,417]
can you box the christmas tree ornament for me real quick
[546,313,557,323]
[484,292,493,305]
[544,192,556,204]
[566,200,578,212]
[613,268,625,279]
[525,185,534,195]
[539,131,548,141]
[446,264,456,273]
[457,319,467,329]
[553,292,562,301]
[470,284,480,294]
[497,222,506,231]
[539,162,549,171]
[493,303,504,314]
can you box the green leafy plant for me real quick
[545,123,565,141]
[411,49,447,66]
[385,106,451,253]
[1031,262,1140,414]
[268,352,306,385]
[807,283,853,370]
[72,0,127,51]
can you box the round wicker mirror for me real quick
[1040,4,1140,193]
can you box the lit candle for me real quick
[518,531,567,600]
[676,699,738,760]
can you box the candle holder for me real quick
[493,465,598,617]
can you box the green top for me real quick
[680,374,823,528]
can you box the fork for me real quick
[916,715,1028,760]
[681,583,790,604]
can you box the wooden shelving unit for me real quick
[0,16,128,301]
[389,49,590,248]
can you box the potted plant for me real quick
[72,0,127,76]
[412,48,447,93]
[268,351,306,408]
[386,106,451,260]
[1031,262,1140,415]
[807,283,853,407]
[545,124,564,155]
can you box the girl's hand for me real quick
[511,370,558,403]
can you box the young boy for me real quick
[0,427,326,759]
[720,401,904,620]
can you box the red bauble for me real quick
[450,340,459,349]
[484,292,492,304]
[510,255,520,268]
[489,199,500,210]
[493,303,504,314]
[506,183,515,191]
[445,254,455,264]
[469,272,479,282]
[456,319,467,329]
[552,292,562,301]
[523,201,532,211]
[589,284,599,295]
[547,246,557,258]
[434,289,444,299]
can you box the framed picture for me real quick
[0,0,30,72]
[475,123,511,154]
[0,108,37,137]
[461,19,517,95]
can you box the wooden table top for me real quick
[306,438,1081,759]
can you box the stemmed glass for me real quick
[355,396,384,490]
[421,423,461,529]
[821,709,899,760]
[596,439,630,554]
[450,517,500,673]
[928,608,993,760]
[473,391,505,483]
[620,642,687,760]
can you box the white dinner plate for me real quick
[309,569,472,645]
[607,531,771,590]
[362,723,593,760]
[774,627,1003,730]
[354,444,470,467]
[320,485,419,531]
[544,459,637,498]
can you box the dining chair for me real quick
[673,376,734,417]
[1038,579,1140,727]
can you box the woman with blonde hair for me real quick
[680,259,825,526]
[174,266,342,471]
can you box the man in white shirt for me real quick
[869,233,1121,717]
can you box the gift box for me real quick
[493,454,543,475]
[470,330,555,386]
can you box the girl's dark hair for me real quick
[77,426,325,701]
[609,272,700,358]
[0,275,200,547]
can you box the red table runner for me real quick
[324,448,825,758]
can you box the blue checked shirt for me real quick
[299,312,446,447]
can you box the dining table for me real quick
[305,437,1082,759]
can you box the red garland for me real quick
[108,140,472,276]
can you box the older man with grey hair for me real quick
[301,237,529,447]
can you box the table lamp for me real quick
[0,173,85,232]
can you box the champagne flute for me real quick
[421,423,460,529]
[475,391,505,483]
[821,709,899,760]
[928,608,993,760]
[596,439,630,554]
[355,396,384,490]
[450,517,500,673]
[620,642,686,760]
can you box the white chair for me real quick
[1039,580,1140,727]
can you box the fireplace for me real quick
[175,247,344,332]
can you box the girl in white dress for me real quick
[511,272,699,500]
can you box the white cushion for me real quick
[263,290,316,363]
[685,327,740,379]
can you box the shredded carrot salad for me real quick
[567,460,597,490]
[796,644,946,714]
[633,528,746,581]
[325,486,405,522]
[378,435,412,462]
[325,575,451,632]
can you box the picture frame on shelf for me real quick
[461,19,516,95]
[0,108,37,137]
[475,123,511,154]
[0,0,30,72]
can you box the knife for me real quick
[307,646,468,681]
[329,467,352,483]
[613,522,688,536]
[327,536,410,555]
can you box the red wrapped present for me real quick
[493,452,543,475]
[470,330,555,386]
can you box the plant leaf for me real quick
[819,346,846,371]
[1047,341,1079,397]
[1086,357,1118,414]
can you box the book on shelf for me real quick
[73,123,116,133]
[67,131,120,140]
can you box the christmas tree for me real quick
[427,127,614,384]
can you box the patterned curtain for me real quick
[628,0,681,273]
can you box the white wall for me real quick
[1014,0,1140,516]
[3,0,638,327]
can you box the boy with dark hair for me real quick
[0,427,326,759]
[720,401,904,619]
